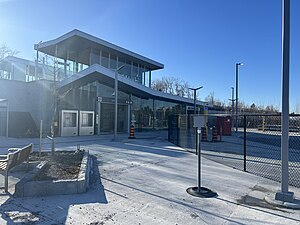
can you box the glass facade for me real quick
[132,97,186,131]
[0,32,201,138]
[1,46,154,88]
[59,80,187,134]
[81,50,153,86]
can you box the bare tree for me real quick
[152,79,167,92]
[152,76,193,98]
[0,43,19,60]
[293,103,300,114]
[205,92,215,105]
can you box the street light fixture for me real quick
[114,65,125,141]
[188,86,203,115]
[235,62,243,132]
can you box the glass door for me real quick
[100,103,128,133]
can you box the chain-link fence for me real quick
[168,114,300,188]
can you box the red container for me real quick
[216,116,232,136]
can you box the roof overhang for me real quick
[0,99,8,108]
[35,29,164,71]
[58,64,207,106]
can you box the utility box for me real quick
[217,116,232,136]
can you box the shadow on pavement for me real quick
[101,177,284,225]
[123,142,189,158]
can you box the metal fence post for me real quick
[168,116,172,142]
[244,115,247,172]
[177,115,180,146]
[168,115,171,142]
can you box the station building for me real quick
[0,29,208,137]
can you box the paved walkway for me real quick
[0,131,299,224]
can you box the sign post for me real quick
[186,115,217,198]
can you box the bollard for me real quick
[128,125,136,139]
[220,126,223,142]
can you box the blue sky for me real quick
[0,0,299,111]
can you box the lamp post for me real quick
[275,0,294,202]
[114,65,125,141]
[235,62,243,132]
[228,87,235,132]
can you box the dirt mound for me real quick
[30,151,84,180]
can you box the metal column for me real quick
[275,0,294,202]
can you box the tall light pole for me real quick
[228,87,235,132]
[189,86,203,115]
[275,0,294,202]
[235,62,243,132]
[114,65,125,141]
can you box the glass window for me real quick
[118,57,125,75]
[133,62,139,82]
[154,100,180,129]
[81,113,93,127]
[90,52,100,65]
[141,98,154,129]
[131,96,142,130]
[125,59,132,78]
[63,112,77,127]
[101,51,109,68]
[144,69,150,87]
[110,54,117,70]
[139,65,143,84]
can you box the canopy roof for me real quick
[58,64,207,107]
[35,29,164,71]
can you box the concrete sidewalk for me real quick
[0,132,299,224]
